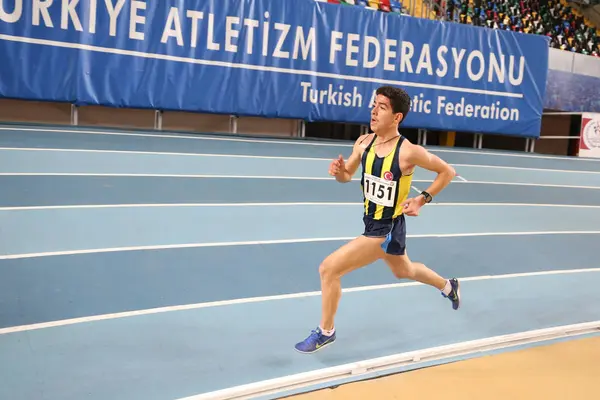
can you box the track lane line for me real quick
[0,147,330,161]
[3,126,600,163]
[1,267,599,335]
[3,201,600,211]
[451,180,600,190]
[2,147,600,175]
[0,126,354,148]
[2,230,600,260]
[453,163,600,175]
[2,173,600,190]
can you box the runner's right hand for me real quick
[329,155,345,176]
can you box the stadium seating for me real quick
[321,0,600,57]
[324,0,411,14]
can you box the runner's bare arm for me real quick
[407,144,455,200]
[330,135,367,183]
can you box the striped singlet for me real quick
[360,134,413,220]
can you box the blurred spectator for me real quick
[454,0,599,57]
[329,0,599,57]
[447,0,599,56]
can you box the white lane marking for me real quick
[2,173,600,190]
[430,146,600,163]
[1,230,600,260]
[3,201,600,212]
[1,147,600,176]
[412,230,600,237]
[1,267,599,335]
[427,203,600,208]
[452,180,600,190]
[0,236,356,260]
[0,173,432,185]
[0,172,354,180]
[5,125,600,163]
[0,202,361,211]
[181,319,600,400]
[0,126,354,147]
[453,163,600,175]
[0,147,331,162]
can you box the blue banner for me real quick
[0,0,550,137]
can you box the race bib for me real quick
[363,173,396,207]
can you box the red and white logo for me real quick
[383,171,394,181]
[580,117,600,150]
[579,113,600,158]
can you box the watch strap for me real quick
[421,191,433,203]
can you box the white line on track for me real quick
[0,126,354,148]
[430,146,600,162]
[428,202,600,208]
[452,180,600,190]
[2,173,600,190]
[0,201,361,211]
[453,163,600,175]
[0,147,330,162]
[3,201,600,212]
[0,173,420,186]
[0,172,350,180]
[3,125,600,163]
[1,230,600,260]
[1,146,600,176]
[1,267,599,335]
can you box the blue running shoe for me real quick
[294,327,336,354]
[442,278,461,310]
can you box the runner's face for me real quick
[370,95,399,133]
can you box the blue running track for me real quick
[1,125,600,400]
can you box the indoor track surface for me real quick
[1,124,600,400]
[286,334,600,400]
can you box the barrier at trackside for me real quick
[0,0,550,137]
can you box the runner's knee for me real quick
[319,260,336,281]
[319,255,347,282]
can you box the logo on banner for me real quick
[579,113,600,159]
[582,118,600,150]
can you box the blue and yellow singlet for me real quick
[360,135,413,220]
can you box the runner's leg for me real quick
[319,235,386,330]
[384,251,461,310]
[295,235,385,353]
[381,215,461,310]
[384,251,446,289]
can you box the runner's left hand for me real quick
[401,196,426,216]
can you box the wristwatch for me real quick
[421,191,433,204]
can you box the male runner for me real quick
[294,85,460,354]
